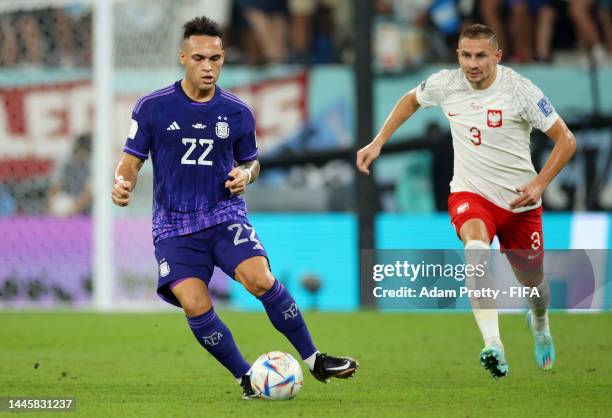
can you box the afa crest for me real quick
[215,116,230,139]
[487,109,502,128]
[159,260,170,277]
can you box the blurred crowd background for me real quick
[1,0,611,69]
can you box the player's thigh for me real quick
[154,234,214,309]
[171,278,213,317]
[234,256,275,296]
[459,219,491,244]
[448,192,496,245]
[212,220,272,295]
[498,207,544,272]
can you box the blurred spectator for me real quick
[479,0,557,63]
[0,6,92,68]
[47,133,92,217]
[375,0,462,67]
[52,7,81,66]
[0,1,609,67]
[16,12,45,65]
[508,0,535,62]
[61,4,92,67]
[236,0,289,64]
[289,0,314,62]
[429,0,462,36]
[508,0,556,62]
[480,0,509,53]
[568,0,612,63]
[0,15,18,66]
[599,0,612,54]
[288,0,342,63]
[534,1,556,62]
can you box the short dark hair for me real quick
[182,16,223,39]
[459,24,497,46]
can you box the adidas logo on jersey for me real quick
[166,121,180,131]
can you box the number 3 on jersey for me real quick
[469,127,482,146]
[181,138,214,165]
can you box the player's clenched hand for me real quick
[510,181,544,209]
[111,179,132,207]
[356,142,382,175]
[225,168,249,196]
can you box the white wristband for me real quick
[243,168,252,184]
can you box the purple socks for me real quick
[187,309,251,378]
[258,280,317,360]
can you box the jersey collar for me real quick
[177,80,221,106]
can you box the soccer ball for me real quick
[250,351,303,400]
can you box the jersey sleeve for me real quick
[123,101,153,160]
[414,70,447,108]
[515,77,560,133]
[233,108,259,163]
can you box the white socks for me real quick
[304,351,319,371]
[465,240,501,347]
[528,280,551,334]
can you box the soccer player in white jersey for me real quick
[356,24,576,378]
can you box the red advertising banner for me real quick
[0,72,308,181]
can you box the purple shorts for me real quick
[154,219,268,307]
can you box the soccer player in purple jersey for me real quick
[111,16,358,398]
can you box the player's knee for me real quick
[513,265,543,287]
[180,292,213,317]
[464,240,491,275]
[239,269,275,297]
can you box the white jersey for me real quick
[415,65,559,212]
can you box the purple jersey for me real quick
[123,82,258,243]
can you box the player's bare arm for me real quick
[510,118,576,209]
[356,89,421,175]
[225,159,260,196]
[111,152,144,207]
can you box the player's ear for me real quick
[179,49,186,66]
[495,48,502,63]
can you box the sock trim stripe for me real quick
[188,317,215,327]
[465,240,490,250]
[187,310,216,327]
[257,280,283,303]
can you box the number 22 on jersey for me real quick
[181,138,214,165]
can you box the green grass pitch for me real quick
[1,311,611,418]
